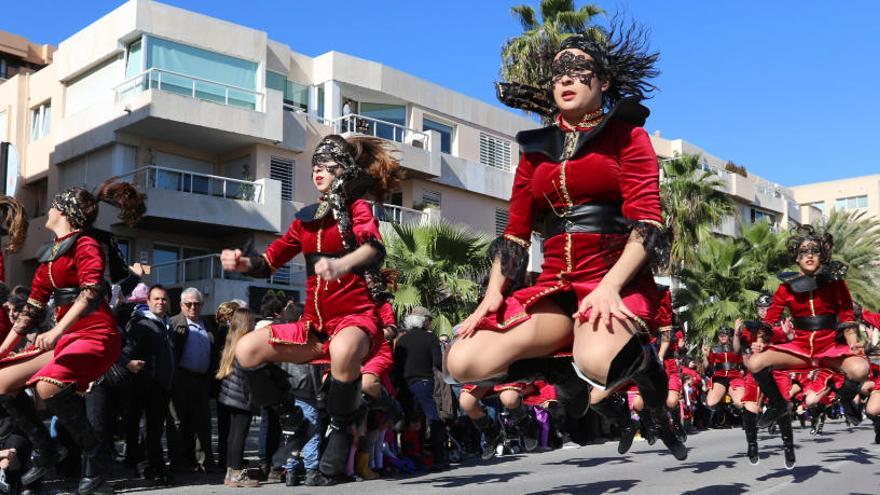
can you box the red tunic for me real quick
[522,380,557,407]
[763,278,857,362]
[708,344,744,380]
[24,232,120,391]
[261,199,384,361]
[362,302,396,394]
[478,115,662,334]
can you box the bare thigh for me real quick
[572,317,642,386]
[706,383,727,408]
[327,326,371,382]
[498,389,522,410]
[446,300,573,383]
[747,350,811,373]
[362,373,381,400]
[0,352,53,395]
[666,390,680,410]
[235,327,324,368]
[866,392,880,416]
[459,387,489,418]
[729,386,744,408]
[821,355,870,382]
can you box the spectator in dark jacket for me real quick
[120,284,176,485]
[216,308,259,488]
[169,288,220,473]
[393,307,447,467]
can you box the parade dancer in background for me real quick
[748,226,869,469]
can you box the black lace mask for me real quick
[312,139,357,172]
[550,52,597,88]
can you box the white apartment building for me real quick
[0,0,536,311]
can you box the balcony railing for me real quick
[151,253,304,286]
[119,165,263,203]
[328,113,431,149]
[369,202,428,225]
[115,67,264,110]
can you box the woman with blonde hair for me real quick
[216,307,259,488]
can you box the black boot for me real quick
[753,369,789,428]
[507,405,538,452]
[428,420,450,468]
[318,377,361,480]
[639,414,656,445]
[669,405,687,444]
[0,392,67,486]
[742,411,759,466]
[837,378,864,426]
[778,413,796,469]
[590,395,638,455]
[870,415,880,444]
[367,387,405,432]
[631,346,687,461]
[473,414,502,460]
[44,384,110,495]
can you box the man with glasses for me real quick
[170,288,218,474]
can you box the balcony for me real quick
[151,254,306,312]
[370,202,428,226]
[116,68,264,110]
[326,114,440,178]
[119,165,282,234]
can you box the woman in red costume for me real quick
[0,179,145,494]
[748,225,869,470]
[702,326,746,410]
[221,134,401,485]
[458,382,538,459]
[446,23,686,460]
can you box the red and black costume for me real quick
[707,341,746,391]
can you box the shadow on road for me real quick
[755,464,838,483]
[525,479,640,494]
[818,446,878,465]
[542,456,633,468]
[663,460,737,474]
[399,471,530,488]
[679,482,750,495]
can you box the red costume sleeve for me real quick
[27,263,52,310]
[263,220,303,271]
[763,284,789,326]
[656,289,673,329]
[863,310,880,329]
[834,280,856,324]
[74,236,106,288]
[350,199,383,245]
[502,153,538,248]
[618,126,662,224]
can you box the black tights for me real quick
[226,408,253,470]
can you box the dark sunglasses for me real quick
[182,302,202,308]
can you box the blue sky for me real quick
[4,1,878,185]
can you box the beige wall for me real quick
[790,175,880,220]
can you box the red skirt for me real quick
[664,358,682,393]
[27,310,121,392]
[741,371,792,403]
[362,339,396,396]
[523,380,557,407]
[269,309,383,366]
[804,369,838,395]
[770,329,854,363]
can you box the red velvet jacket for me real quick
[762,278,855,330]
[260,199,382,333]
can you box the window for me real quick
[270,263,292,285]
[0,58,7,79]
[479,133,512,171]
[152,244,180,285]
[285,81,309,112]
[495,208,509,236]
[421,190,441,209]
[806,201,825,214]
[116,239,131,264]
[270,157,295,201]
[360,103,406,142]
[423,118,454,154]
[317,86,325,118]
[835,195,868,211]
[152,244,210,284]
[146,37,258,109]
[750,208,776,225]
[65,55,123,116]
[30,102,51,141]
[125,39,142,79]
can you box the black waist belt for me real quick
[792,314,837,331]
[53,287,81,307]
[304,252,345,276]
[544,202,629,238]
[717,362,742,371]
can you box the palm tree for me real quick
[660,154,735,290]
[383,221,491,337]
[819,209,880,309]
[737,220,790,294]
[501,0,604,123]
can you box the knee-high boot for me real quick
[316,377,362,484]
[752,369,789,428]
[742,410,759,465]
[629,341,687,461]
[0,392,67,486]
[590,395,638,455]
[778,413,796,469]
[45,383,110,495]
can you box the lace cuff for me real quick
[246,253,274,279]
[627,220,670,271]
[488,236,529,294]
[12,303,45,335]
